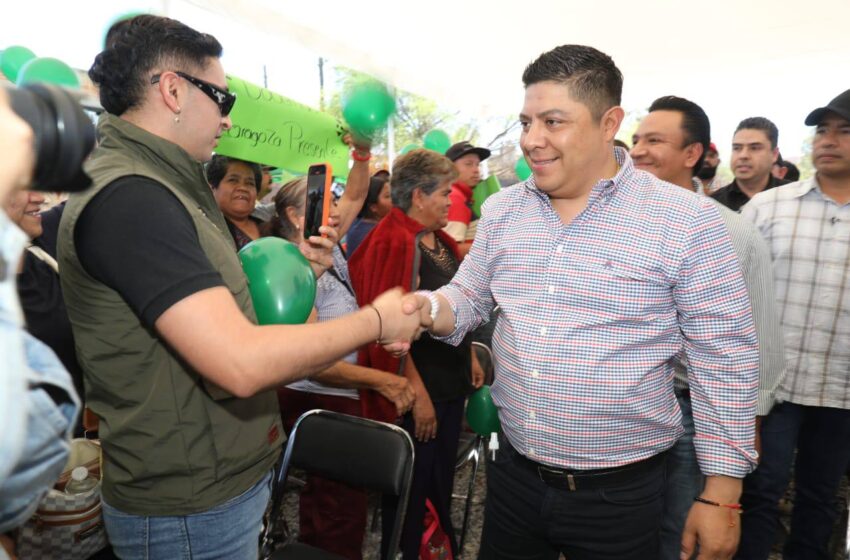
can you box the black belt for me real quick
[516,450,667,492]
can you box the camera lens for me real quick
[3,83,96,193]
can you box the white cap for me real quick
[71,466,89,481]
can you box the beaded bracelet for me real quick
[351,149,371,162]
[694,497,743,527]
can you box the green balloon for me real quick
[423,129,451,154]
[239,237,316,325]
[466,385,501,435]
[399,143,419,155]
[342,82,396,140]
[17,57,80,89]
[0,45,36,82]
[515,156,532,181]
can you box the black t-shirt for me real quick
[710,175,789,212]
[410,237,472,402]
[75,176,224,329]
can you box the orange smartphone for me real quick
[305,162,333,238]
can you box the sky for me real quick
[3,0,845,170]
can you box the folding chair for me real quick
[261,410,414,560]
[453,340,496,553]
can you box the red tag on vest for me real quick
[268,424,280,445]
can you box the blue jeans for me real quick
[659,392,704,560]
[102,470,272,560]
[736,402,850,560]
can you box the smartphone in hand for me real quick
[305,162,333,238]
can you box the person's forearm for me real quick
[157,287,381,398]
[430,293,457,336]
[230,308,381,396]
[336,158,370,238]
[312,360,392,390]
[702,475,743,502]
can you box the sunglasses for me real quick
[151,71,237,117]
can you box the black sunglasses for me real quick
[151,71,236,117]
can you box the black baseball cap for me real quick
[445,141,491,162]
[805,89,850,126]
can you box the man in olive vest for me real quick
[57,15,422,559]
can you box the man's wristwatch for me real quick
[415,290,440,322]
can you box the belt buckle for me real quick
[538,465,577,491]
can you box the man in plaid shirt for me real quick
[736,89,850,559]
[401,45,759,559]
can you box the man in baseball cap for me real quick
[443,141,491,258]
[737,89,850,558]
[697,142,724,194]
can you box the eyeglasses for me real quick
[151,71,236,117]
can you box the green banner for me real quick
[215,75,350,178]
[473,175,501,217]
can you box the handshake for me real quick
[369,289,439,355]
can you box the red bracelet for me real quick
[694,497,743,527]
[351,149,371,162]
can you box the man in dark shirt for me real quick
[711,117,788,211]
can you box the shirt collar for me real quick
[523,146,635,199]
[451,181,474,199]
[786,177,818,199]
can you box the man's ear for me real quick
[601,106,626,142]
[684,143,704,171]
[154,71,184,114]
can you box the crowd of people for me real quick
[1,12,848,560]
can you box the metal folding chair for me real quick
[261,410,415,560]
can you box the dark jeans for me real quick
[478,435,666,560]
[278,387,368,560]
[660,391,705,560]
[737,402,850,560]
[381,396,465,560]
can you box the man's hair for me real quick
[522,45,623,120]
[782,161,800,182]
[205,155,262,192]
[648,96,711,173]
[735,117,779,149]
[89,15,223,115]
[390,149,457,212]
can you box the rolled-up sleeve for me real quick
[675,201,759,478]
[435,199,497,346]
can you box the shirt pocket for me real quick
[560,256,671,327]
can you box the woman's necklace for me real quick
[419,236,455,275]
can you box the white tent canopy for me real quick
[3,0,849,159]
[174,0,850,159]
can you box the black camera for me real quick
[4,82,96,192]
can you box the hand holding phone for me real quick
[305,163,333,238]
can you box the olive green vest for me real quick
[58,115,282,515]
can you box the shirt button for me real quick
[556,245,564,254]
[529,411,536,420]
[531,369,540,378]
[540,327,548,336]
[548,285,555,294]
[529,448,536,456]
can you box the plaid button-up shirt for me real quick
[438,149,759,478]
[742,178,850,409]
